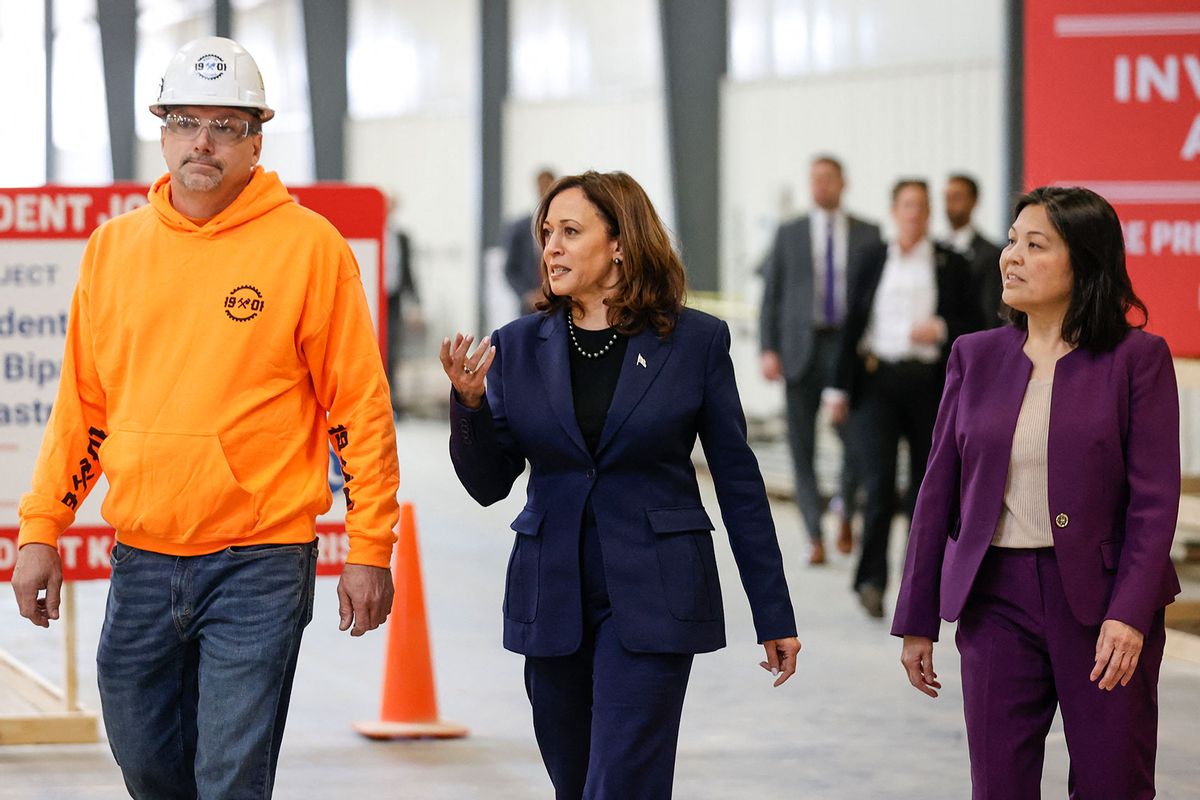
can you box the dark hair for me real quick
[1002,186,1146,352]
[947,173,979,200]
[811,154,844,176]
[891,178,929,204]
[533,171,686,338]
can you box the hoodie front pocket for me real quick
[99,430,257,541]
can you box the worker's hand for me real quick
[337,563,394,637]
[11,543,63,628]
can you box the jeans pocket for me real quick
[225,543,305,558]
[109,541,140,567]
[303,546,317,626]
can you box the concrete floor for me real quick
[1,418,1198,799]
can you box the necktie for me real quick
[824,216,837,325]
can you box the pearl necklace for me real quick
[567,312,619,359]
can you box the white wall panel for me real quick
[346,113,477,342]
[502,92,675,229]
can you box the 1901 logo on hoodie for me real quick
[224,285,265,322]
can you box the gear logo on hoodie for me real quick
[224,285,265,322]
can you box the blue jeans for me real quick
[97,540,317,800]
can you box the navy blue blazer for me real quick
[449,307,797,657]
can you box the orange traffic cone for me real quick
[354,502,468,739]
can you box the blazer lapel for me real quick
[536,312,590,457]
[595,326,672,456]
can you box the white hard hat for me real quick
[150,36,274,122]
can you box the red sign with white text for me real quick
[1024,0,1200,356]
[0,525,355,582]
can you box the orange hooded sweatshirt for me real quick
[18,168,399,567]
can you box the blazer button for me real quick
[586,468,596,480]
[1055,513,1069,528]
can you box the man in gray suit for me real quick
[760,155,882,564]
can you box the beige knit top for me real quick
[992,378,1055,548]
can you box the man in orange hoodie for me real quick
[10,37,399,798]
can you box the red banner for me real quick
[0,525,353,582]
[1024,0,1200,356]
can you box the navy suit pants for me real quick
[523,506,694,799]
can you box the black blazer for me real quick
[962,231,1005,330]
[834,240,981,404]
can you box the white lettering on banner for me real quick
[1138,54,1180,101]
[1122,219,1200,255]
[1183,114,1200,160]
[1150,220,1200,255]
[0,194,93,234]
[317,531,351,566]
[95,194,148,226]
[60,536,83,569]
[86,533,112,570]
[0,537,13,571]
[1115,55,1132,102]
[1111,55,1200,161]
[1124,220,1146,255]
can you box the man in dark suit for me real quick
[760,155,881,565]
[503,168,556,314]
[943,174,1004,328]
[825,179,982,617]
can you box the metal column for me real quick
[301,0,348,181]
[479,0,509,332]
[97,0,137,181]
[658,0,726,292]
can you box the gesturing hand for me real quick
[1090,619,1144,691]
[439,333,495,410]
[901,635,942,698]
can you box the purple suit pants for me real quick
[956,547,1165,799]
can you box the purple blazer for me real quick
[892,325,1181,641]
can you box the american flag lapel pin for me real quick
[637,353,647,368]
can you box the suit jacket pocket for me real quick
[648,506,719,622]
[948,517,962,542]
[504,507,544,623]
[1100,539,1123,573]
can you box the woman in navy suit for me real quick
[893,187,1180,798]
[440,171,801,799]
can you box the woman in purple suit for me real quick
[892,186,1180,799]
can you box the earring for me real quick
[614,256,623,265]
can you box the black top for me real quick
[567,319,629,454]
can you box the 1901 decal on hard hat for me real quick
[193,54,227,80]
